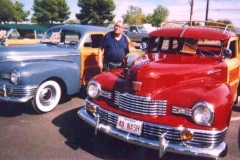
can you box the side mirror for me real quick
[223,49,232,59]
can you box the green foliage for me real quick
[32,0,71,26]
[217,19,232,25]
[145,14,154,24]
[122,6,146,25]
[0,0,14,23]
[76,0,115,25]
[65,19,79,24]
[12,1,30,24]
[151,5,169,27]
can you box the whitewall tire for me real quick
[32,80,61,114]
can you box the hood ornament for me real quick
[132,81,142,91]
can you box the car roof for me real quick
[149,27,236,40]
[47,24,111,34]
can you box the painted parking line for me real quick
[230,116,240,121]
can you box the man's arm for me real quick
[98,47,104,69]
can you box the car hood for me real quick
[126,53,227,93]
[0,44,78,62]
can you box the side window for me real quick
[172,39,179,50]
[91,34,104,48]
[36,31,45,39]
[83,34,104,48]
[162,38,170,50]
[229,40,236,58]
[64,31,80,44]
[130,27,137,32]
[84,35,92,47]
[147,37,160,52]
[9,29,20,39]
[18,29,35,39]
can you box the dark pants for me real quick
[103,61,124,71]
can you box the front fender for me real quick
[152,79,233,129]
[16,60,80,95]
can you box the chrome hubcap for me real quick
[39,87,55,106]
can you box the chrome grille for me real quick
[95,105,227,148]
[5,86,37,97]
[114,91,167,116]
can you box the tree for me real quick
[32,0,71,26]
[122,6,145,25]
[217,19,232,25]
[76,0,115,25]
[12,1,30,24]
[145,14,153,24]
[0,0,14,23]
[151,5,169,27]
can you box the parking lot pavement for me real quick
[0,97,240,160]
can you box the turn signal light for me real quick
[87,105,96,114]
[181,130,193,141]
[0,88,4,95]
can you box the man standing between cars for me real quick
[98,21,130,71]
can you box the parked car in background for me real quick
[78,21,240,159]
[0,24,47,46]
[0,24,136,113]
[108,24,150,44]
[124,25,149,43]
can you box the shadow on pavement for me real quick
[0,102,36,117]
[0,94,74,117]
[51,107,160,160]
[52,107,213,160]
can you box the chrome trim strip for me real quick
[114,91,167,116]
[0,85,37,102]
[207,69,221,75]
[172,106,192,116]
[78,107,227,159]
[180,27,188,37]
[100,90,112,99]
[7,54,80,61]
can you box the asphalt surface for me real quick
[0,94,240,160]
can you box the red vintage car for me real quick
[78,21,240,159]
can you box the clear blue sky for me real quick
[17,0,240,27]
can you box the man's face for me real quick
[114,22,123,35]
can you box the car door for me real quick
[79,31,106,85]
[224,37,240,102]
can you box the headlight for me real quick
[192,101,214,126]
[87,80,101,99]
[11,70,20,84]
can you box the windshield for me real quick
[146,36,222,57]
[41,29,81,47]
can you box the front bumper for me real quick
[78,107,227,159]
[0,84,37,102]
